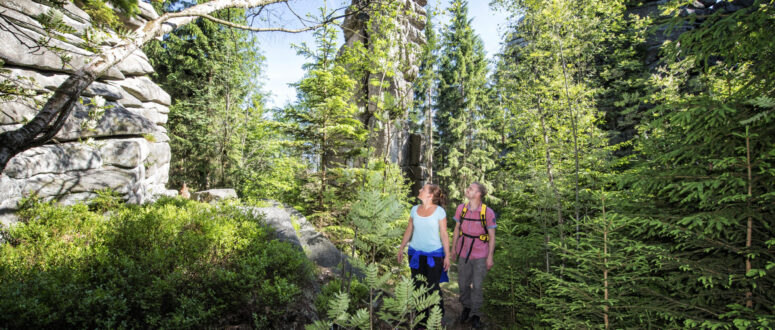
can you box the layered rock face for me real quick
[342,0,428,188]
[0,0,173,225]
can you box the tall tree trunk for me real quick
[221,91,232,186]
[537,98,565,252]
[602,189,610,330]
[555,23,581,246]
[540,202,550,272]
[745,126,753,308]
[383,111,392,189]
[460,83,468,195]
[426,86,433,182]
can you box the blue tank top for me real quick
[408,205,446,252]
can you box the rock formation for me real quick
[342,0,429,189]
[242,201,354,272]
[193,189,238,204]
[0,0,174,225]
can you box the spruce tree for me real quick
[145,4,264,191]
[483,0,655,326]
[435,0,495,203]
[284,23,367,211]
[616,2,775,324]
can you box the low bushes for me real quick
[0,195,314,329]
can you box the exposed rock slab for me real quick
[0,174,22,210]
[0,0,174,221]
[5,142,102,179]
[244,202,353,271]
[0,123,22,134]
[146,141,171,165]
[118,76,171,105]
[2,165,142,201]
[127,107,168,125]
[56,105,157,141]
[0,24,123,79]
[144,162,170,188]
[98,138,151,168]
[116,50,155,76]
[137,1,159,21]
[0,1,90,34]
[109,85,144,108]
[0,98,38,124]
[3,68,123,100]
[193,189,238,203]
[143,102,170,114]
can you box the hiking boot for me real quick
[470,315,485,329]
[459,307,471,323]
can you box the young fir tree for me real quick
[434,0,496,203]
[483,0,658,326]
[284,23,367,212]
[614,1,775,326]
[535,187,669,329]
[481,36,551,326]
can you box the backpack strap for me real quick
[458,203,490,264]
[480,204,488,232]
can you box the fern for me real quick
[313,266,443,329]
[328,291,351,321]
[425,305,444,330]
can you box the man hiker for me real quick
[452,182,496,328]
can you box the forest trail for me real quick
[441,263,489,330]
[441,265,465,329]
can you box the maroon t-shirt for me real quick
[454,203,497,260]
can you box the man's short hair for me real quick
[472,182,487,200]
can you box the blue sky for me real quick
[252,0,511,109]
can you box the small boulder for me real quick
[192,189,238,203]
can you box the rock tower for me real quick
[0,0,174,225]
[342,0,429,192]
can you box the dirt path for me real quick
[440,264,489,329]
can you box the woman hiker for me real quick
[452,182,496,329]
[397,183,451,326]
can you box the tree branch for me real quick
[194,13,329,33]
[0,0,339,173]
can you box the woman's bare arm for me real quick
[397,217,413,263]
[440,217,451,271]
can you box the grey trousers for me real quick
[457,257,488,317]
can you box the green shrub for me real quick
[0,197,314,329]
[314,278,369,316]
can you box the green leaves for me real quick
[310,264,442,329]
[480,0,774,327]
[0,197,315,328]
[145,5,270,193]
[345,186,406,267]
[434,0,497,203]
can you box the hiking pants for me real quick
[457,257,487,317]
[411,255,445,323]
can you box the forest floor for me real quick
[441,263,490,330]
